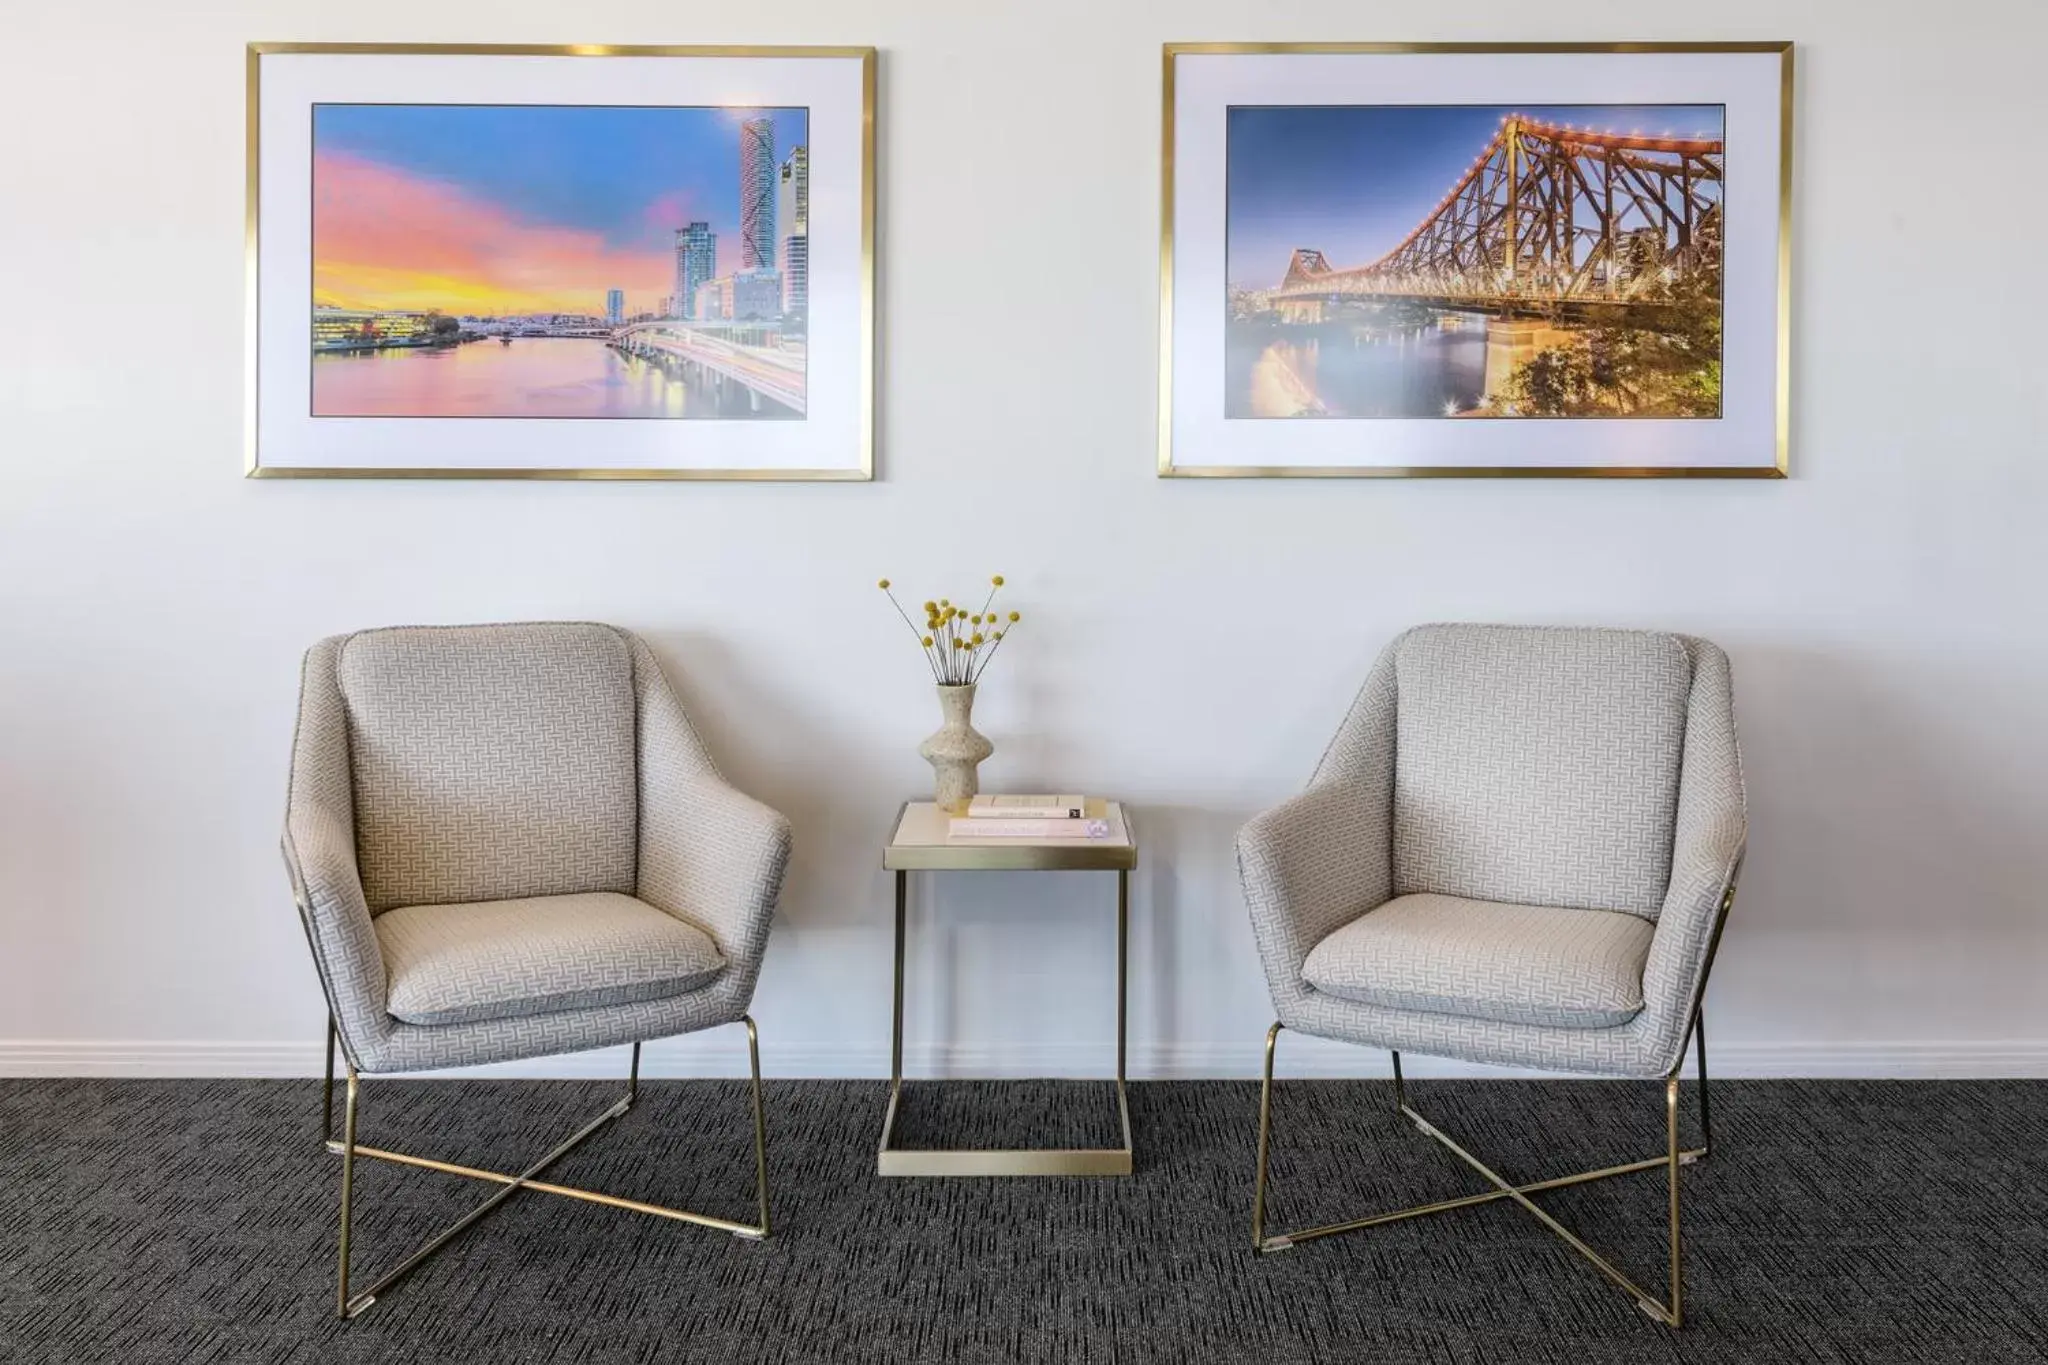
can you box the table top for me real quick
[884,800,1137,871]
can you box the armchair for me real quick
[1238,624,1745,1326]
[284,622,792,1318]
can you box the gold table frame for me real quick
[877,801,1138,1177]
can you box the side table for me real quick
[877,800,1138,1176]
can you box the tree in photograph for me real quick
[1501,343,1594,416]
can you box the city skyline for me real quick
[312,103,809,316]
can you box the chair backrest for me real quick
[334,622,639,913]
[1389,624,1694,918]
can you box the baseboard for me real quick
[3,1038,2046,1080]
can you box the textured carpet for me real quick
[2,1076,2046,1363]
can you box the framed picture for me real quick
[1159,43,1792,478]
[246,43,875,480]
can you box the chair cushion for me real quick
[337,623,638,913]
[376,892,727,1027]
[1302,892,1654,1029]
[1391,624,1691,917]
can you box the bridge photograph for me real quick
[308,101,809,420]
[1224,103,1724,421]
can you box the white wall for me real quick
[3,0,2044,1080]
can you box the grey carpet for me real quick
[2,1076,2045,1363]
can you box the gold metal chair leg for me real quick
[1251,1022,1281,1249]
[745,1016,770,1236]
[1665,1071,1683,1325]
[322,1016,337,1144]
[1250,1019,1709,1327]
[1693,1014,1712,1157]
[325,1017,772,1319]
[336,1066,359,1318]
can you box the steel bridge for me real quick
[1269,115,1723,330]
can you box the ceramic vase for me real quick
[920,683,994,810]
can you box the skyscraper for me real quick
[605,288,624,325]
[778,238,808,322]
[777,147,809,318]
[739,117,776,271]
[673,222,715,320]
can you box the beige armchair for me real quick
[284,622,792,1318]
[1238,624,1745,1326]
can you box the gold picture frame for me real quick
[246,43,876,480]
[1158,42,1793,478]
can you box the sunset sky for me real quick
[312,104,808,316]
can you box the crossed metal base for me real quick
[322,1016,771,1319]
[1252,1017,1712,1328]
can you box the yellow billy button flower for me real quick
[922,636,934,647]
[878,578,890,590]
[1008,611,1021,622]
[991,575,1004,586]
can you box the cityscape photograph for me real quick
[310,103,811,419]
[1224,104,1725,420]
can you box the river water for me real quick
[1227,319,1489,419]
[311,337,777,419]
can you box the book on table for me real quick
[964,793,1088,820]
[948,796,1107,839]
[947,815,1113,839]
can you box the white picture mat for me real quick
[1168,49,1786,471]
[255,51,868,473]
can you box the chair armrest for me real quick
[624,632,793,992]
[1238,643,1401,1015]
[637,770,794,977]
[1237,780,1393,1012]
[1637,638,1748,1072]
[284,637,389,1064]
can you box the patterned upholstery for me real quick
[283,623,793,1074]
[376,892,727,1027]
[1391,624,1688,916]
[1302,893,1653,1029]
[337,624,637,913]
[1238,625,1746,1079]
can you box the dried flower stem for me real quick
[879,575,1021,687]
[879,583,942,682]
